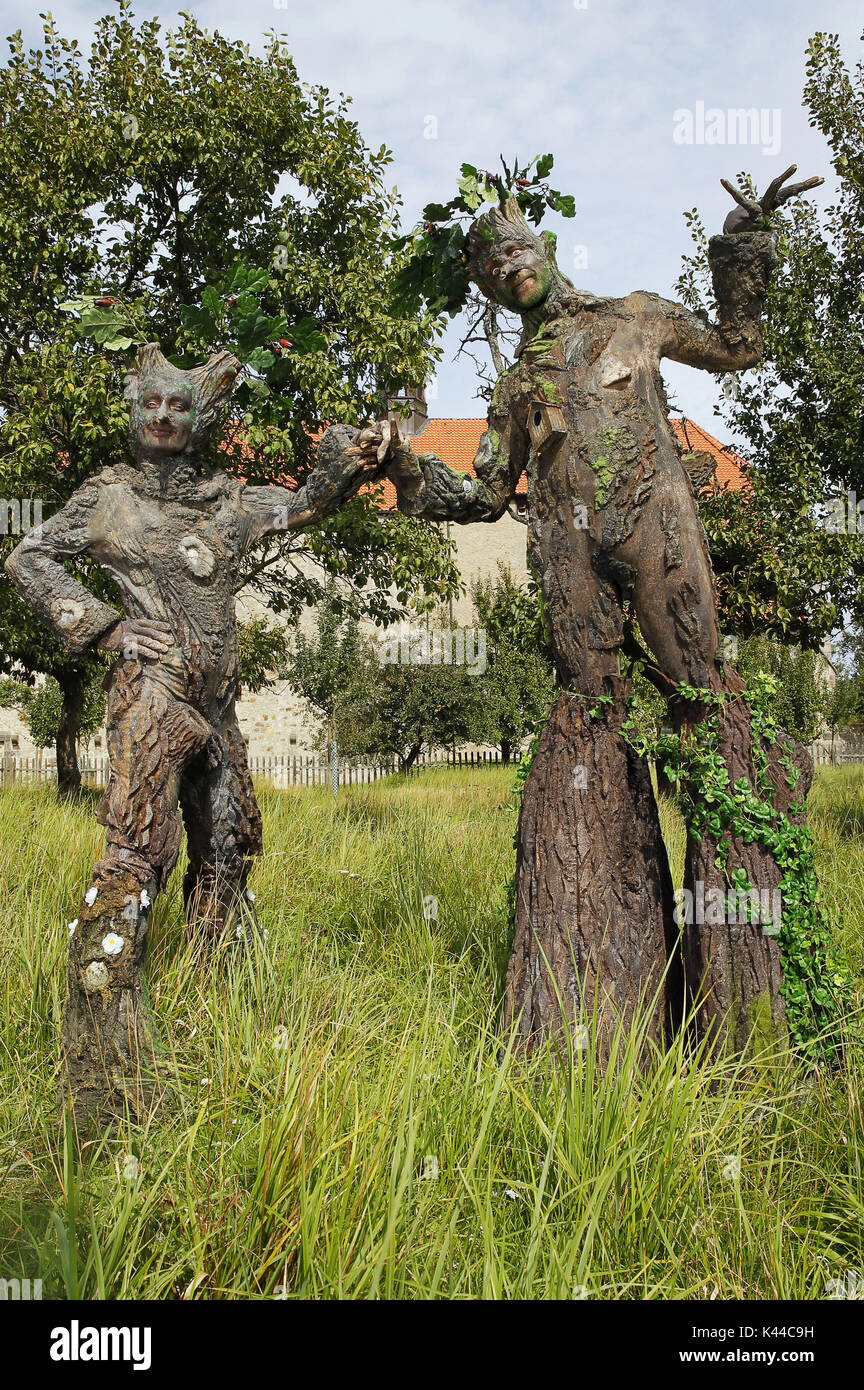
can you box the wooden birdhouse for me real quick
[527,400,567,455]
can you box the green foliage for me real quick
[0,331,128,727]
[735,635,829,745]
[281,586,378,749]
[0,668,106,749]
[283,591,488,769]
[362,646,487,770]
[626,633,831,750]
[675,31,864,647]
[824,676,861,741]
[830,622,864,731]
[470,563,556,760]
[293,563,558,772]
[0,4,458,762]
[624,677,854,1060]
[236,617,293,696]
[284,493,460,626]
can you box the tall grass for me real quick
[0,766,861,1299]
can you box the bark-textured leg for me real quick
[503,511,682,1056]
[61,666,211,1127]
[180,719,263,953]
[680,709,812,1051]
[630,473,803,1049]
[504,685,683,1059]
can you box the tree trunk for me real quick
[503,689,684,1062]
[55,666,84,799]
[400,742,422,772]
[681,700,813,1053]
[501,740,512,764]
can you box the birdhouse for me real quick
[527,400,567,455]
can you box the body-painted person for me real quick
[6,343,385,1122]
[385,168,823,1056]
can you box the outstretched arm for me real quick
[659,165,823,373]
[239,423,385,546]
[4,484,123,657]
[385,405,526,523]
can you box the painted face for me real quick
[482,238,552,311]
[135,375,195,454]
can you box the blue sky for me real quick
[5,0,860,440]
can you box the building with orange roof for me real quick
[361,412,747,512]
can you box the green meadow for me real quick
[0,765,862,1299]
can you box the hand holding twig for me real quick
[721,165,824,234]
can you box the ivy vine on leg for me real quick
[624,677,851,1061]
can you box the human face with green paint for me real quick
[479,236,553,312]
[134,373,195,456]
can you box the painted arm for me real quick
[239,423,384,545]
[385,407,525,523]
[659,165,823,373]
[658,229,779,372]
[4,483,122,657]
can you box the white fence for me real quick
[812,731,864,767]
[812,750,864,767]
[0,748,505,790]
[2,739,862,789]
[0,754,111,786]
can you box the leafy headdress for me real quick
[395,154,576,316]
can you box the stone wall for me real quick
[233,512,529,755]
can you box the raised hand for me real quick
[98,617,173,660]
[721,164,824,234]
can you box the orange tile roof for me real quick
[364,415,746,509]
[670,417,747,492]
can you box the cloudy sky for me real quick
[5,0,860,441]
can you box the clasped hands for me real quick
[346,418,424,497]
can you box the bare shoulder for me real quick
[622,289,671,317]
